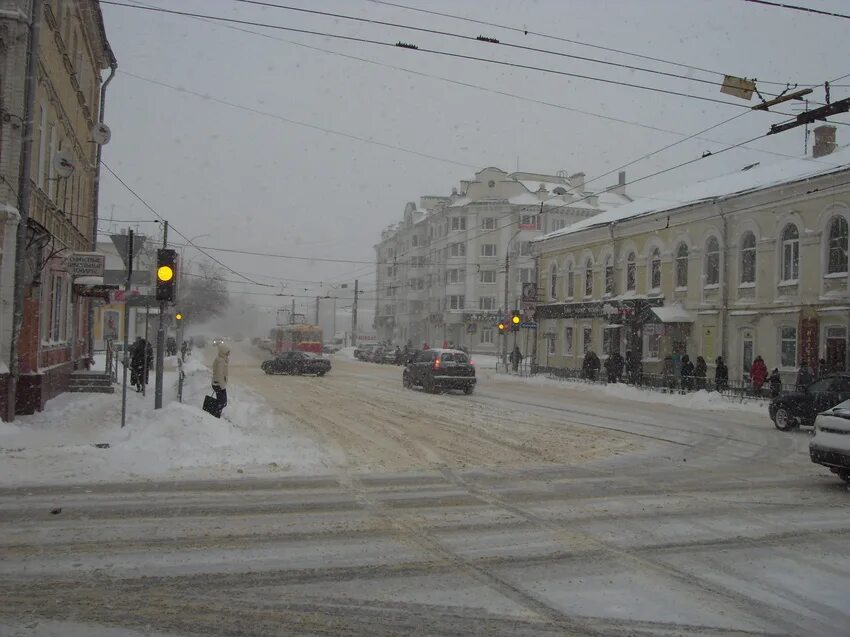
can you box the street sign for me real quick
[110,233,146,270]
[520,321,537,329]
[66,252,105,277]
[720,75,755,101]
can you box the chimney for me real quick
[569,172,585,192]
[614,170,627,195]
[813,125,837,158]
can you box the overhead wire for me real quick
[741,0,850,20]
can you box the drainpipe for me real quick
[88,60,117,362]
[719,202,729,371]
[7,0,43,422]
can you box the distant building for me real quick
[373,167,629,352]
[533,126,849,383]
[0,1,116,416]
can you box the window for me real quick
[584,258,593,296]
[547,331,557,355]
[780,326,797,368]
[481,216,496,230]
[705,236,720,285]
[739,232,757,284]
[481,328,494,344]
[517,268,534,283]
[478,296,496,310]
[36,103,46,189]
[549,264,558,300]
[47,124,56,199]
[518,241,532,256]
[446,268,463,284]
[626,252,636,292]
[448,295,465,310]
[449,242,466,257]
[604,256,614,295]
[411,235,419,247]
[675,243,688,288]
[649,248,662,290]
[51,277,65,341]
[780,224,799,282]
[481,243,497,257]
[583,326,593,354]
[827,216,848,274]
[643,324,662,359]
[450,217,466,231]
[602,328,612,356]
[480,270,496,284]
[520,214,539,229]
[551,219,567,232]
[567,263,575,298]
[564,326,574,355]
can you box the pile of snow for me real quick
[335,345,358,360]
[0,359,332,486]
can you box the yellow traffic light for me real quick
[511,314,520,325]
[497,321,506,332]
[175,313,183,321]
[157,265,174,282]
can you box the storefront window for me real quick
[643,324,662,359]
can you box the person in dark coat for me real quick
[583,351,601,381]
[694,356,708,391]
[796,360,814,390]
[130,337,146,392]
[768,368,782,398]
[180,340,188,362]
[144,340,154,387]
[750,355,768,395]
[680,354,695,391]
[510,346,523,373]
[715,356,728,392]
[606,352,624,383]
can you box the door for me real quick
[741,329,754,382]
[826,327,847,373]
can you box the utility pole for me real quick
[290,298,295,324]
[120,229,134,428]
[315,296,320,325]
[351,279,359,345]
[6,0,43,421]
[502,252,510,371]
[154,221,167,409]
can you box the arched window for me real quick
[566,262,575,298]
[740,232,756,284]
[650,248,662,290]
[675,243,689,288]
[705,237,720,285]
[781,224,799,282]
[549,263,558,300]
[584,258,593,297]
[626,252,636,292]
[604,255,614,295]
[827,216,848,274]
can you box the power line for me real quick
[100,1,762,109]
[364,0,847,88]
[742,0,850,19]
[100,161,275,287]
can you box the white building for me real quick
[374,167,629,353]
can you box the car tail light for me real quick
[433,357,441,370]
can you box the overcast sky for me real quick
[98,0,850,314]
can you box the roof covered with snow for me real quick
[539,146,850,241]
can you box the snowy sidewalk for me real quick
[0,358,332,487]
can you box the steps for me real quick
[68,371,115,394]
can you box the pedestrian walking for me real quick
[180,340,188,362]
[796,360,814,390]
[750,355,768,395]
[768,367,782,398]
[129,337,145,392]
[211,343,230,418]
[605,351,624,383]
[715,356,728,392]
[694,356,708,391]
[583,350,600,382]
[394,345,402,365]
[510,346,523,373]
[680,354,695,392]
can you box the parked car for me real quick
[403,348,476,394]
[769,373,850,431]
[369,347,385,363]
[379,348,398,364]
[261,351,331,376]
[810,398,850,483]
[354,345,378,361]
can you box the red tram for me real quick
[270,324,323,355]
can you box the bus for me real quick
[270,324,323,355]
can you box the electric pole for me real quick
[351,279,359,345]
[502,253,510,371]
[120,229,134,428]
[315,295,320,325]
[154,221,167,409]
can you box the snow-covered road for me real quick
[1,345,848,636]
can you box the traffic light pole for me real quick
[120,229,134,428]
[154,221,168,409]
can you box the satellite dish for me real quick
[52,150,75,178]
[91,122,111,145]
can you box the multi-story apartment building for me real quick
[374,167,629,352]
[0,0,115,417]
[533,126,849,384]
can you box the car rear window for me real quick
[440,352,468,363]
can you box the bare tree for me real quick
[180,259,229,325]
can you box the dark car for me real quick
[354,345,376,361]
[379,348,398,364]
[261,351,331,376]
[403,348,476,394]
[769,373,850,431]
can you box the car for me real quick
[369,347,385,363]
[403,348,476,394]
[212,337,224,346]
[261,351,331,376]
[259,338,273,352]
[810,399,850,483]
[379,348,398,364]
[769,373,850,431]
[354,344,378,361]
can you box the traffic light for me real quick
[156,249,178,302]
[175,312,183,321]
[511,311,521,332]
[497,320,507,335]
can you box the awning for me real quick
[73,276,118,300]
[651,305,696,323]
[74,276,104,286]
